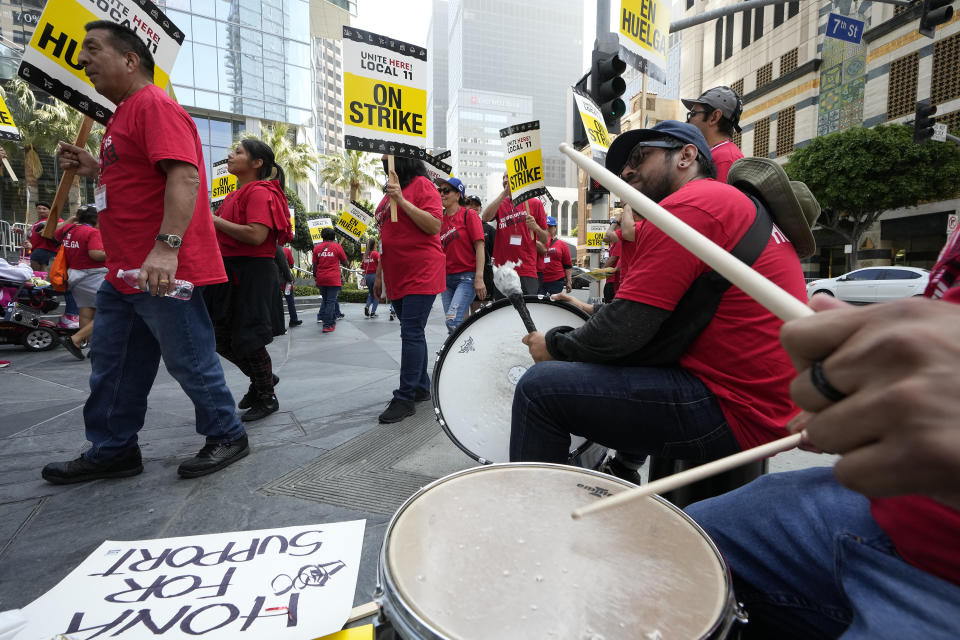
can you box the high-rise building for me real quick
[444,0,584,198]
[426,0,448,152]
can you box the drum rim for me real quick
[430,295,590,465]
[377,462,737,640]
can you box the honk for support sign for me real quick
[342,26,427,158]
[500,121,546,206]
[18,0,184,125]
[618,0,670,83]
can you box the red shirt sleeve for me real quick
[466,209,484,243]
[87,228,104,253]
[241,187,276,228]
[141,96,202,170]
[337,243,348,264]
[412,176,443,219]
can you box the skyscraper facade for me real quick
[427,0,448,151]
[444,0,584,197]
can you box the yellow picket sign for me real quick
[343,74,427,139]
[619,0,671,78]
[0,95,21,141]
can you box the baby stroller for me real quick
[0,278,75,351]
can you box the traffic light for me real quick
[919,0,954,38]
[590,44,626,134]
[586,177,607,203]
[914,100,937,143]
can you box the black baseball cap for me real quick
[605,121,713,175]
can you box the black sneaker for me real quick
[598,456,643,486]
[389,313,395,321]
[414,388,431,403]
[241,395,279,422]
[63,338,85,360]
[369,313,378,318]
[42,447,143,485]
[289,319,303,327]
[238,374,279,410]
[177,435,250,478]
[364,306,370,317]
[337,313,345,320]
[378,398,415,424]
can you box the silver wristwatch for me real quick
[156,233,183,249]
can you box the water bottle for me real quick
[116,268,194,300]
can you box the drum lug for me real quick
[734,601,749,625]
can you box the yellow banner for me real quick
[507,149,544,193]
[313,625,373,640]
[344,73,427,139]
[619,0,670,75]
[336,210,369,242]
[580,111,611,149]
[0,95,20,141]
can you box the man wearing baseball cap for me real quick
[682,86,744,182]
[510,121,807,483]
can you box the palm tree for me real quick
[318,149,382,202]
[239,121,320,187]
[0,78,103,223]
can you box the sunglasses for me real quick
[437,187,457,195]
[623,141,684,171]
[685,109,711,122]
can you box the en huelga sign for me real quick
[618,0,670,83]
[18,0,184,125]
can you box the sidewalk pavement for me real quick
[0,295,834,614]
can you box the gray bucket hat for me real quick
[727,157,821,259]
[682,86,744,132]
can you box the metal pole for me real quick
[589,194,608,301]
[596,0,610,45]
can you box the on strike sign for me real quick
[342,26,427,158]
[18,0,183,125]
[500,120,546,206]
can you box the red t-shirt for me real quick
[492,197,547,278]
[283,246,294,267]
[710,139,744,183]
[868,228,960,588]
[541,237,572,282]
[607,241,622,285]
[57,224,104,270]
[441,207,484,274]
[97,85,225,294]
[312,241,348,286]
[617,179,806,449]
[374,176,445,299]
[362,250,380,274]
[613,220,644,280]
[216,181,288,258]
[30,219,63,253]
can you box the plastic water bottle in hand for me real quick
[116,268,194,300]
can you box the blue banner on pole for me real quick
[826,13,865,44]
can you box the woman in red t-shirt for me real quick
[57,204,107,360]
[312,227,349,332]
[373,156,444,424]
[205,140,293,422]
[362,237,380,317]
[438,177,486,334]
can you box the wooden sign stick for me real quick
[2,156,18,182]
[42,116,94,239]
[387,154,398,222]
[524,199,534,240]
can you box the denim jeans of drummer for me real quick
[391,294,435,402]
[685,467,960,639]
[509,360,740,463]
[364,273,378,314]
[83,280,245,462]
[318,285,341,328]
[442,272,475,334]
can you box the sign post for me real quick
[341,27,428,223]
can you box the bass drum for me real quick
[432,296,597,465]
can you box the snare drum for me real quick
[432,296,597,464]
[378,464,745,639]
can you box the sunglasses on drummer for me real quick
[623,141,684,172]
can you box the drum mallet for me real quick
[558,143,812,519]
[493,261,538,334]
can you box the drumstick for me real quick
[559,143,812,323]
[572,432,802,519]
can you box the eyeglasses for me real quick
[686,109,710,122]
[622,141,683,172]
[437,187,456,195]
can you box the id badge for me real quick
[509,234,522,246]
[94,184,107,211]
[544,257,551,263]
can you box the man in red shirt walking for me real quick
[312,227,348,332]
[44,21,248,484]
[481,171,548,296]
[682,86,744,183]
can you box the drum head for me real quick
[381,464,732,640]
[433,297,589,464]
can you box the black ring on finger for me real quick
[810,360,847,403]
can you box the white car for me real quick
[806,266,930,304]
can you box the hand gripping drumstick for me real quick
[558,143,810,519]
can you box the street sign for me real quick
[932,123,948,142]
[826,13,865,44]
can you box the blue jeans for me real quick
[686,468,960,639]
[83,281,245,462]
[284,288,298,322]
[318,285,340,328]
[510,361,739,463]
[64,290,79,316]
[365,273,378,314]
[540,278,565,296]
[391,294,435,402]
[441,272,475,334]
